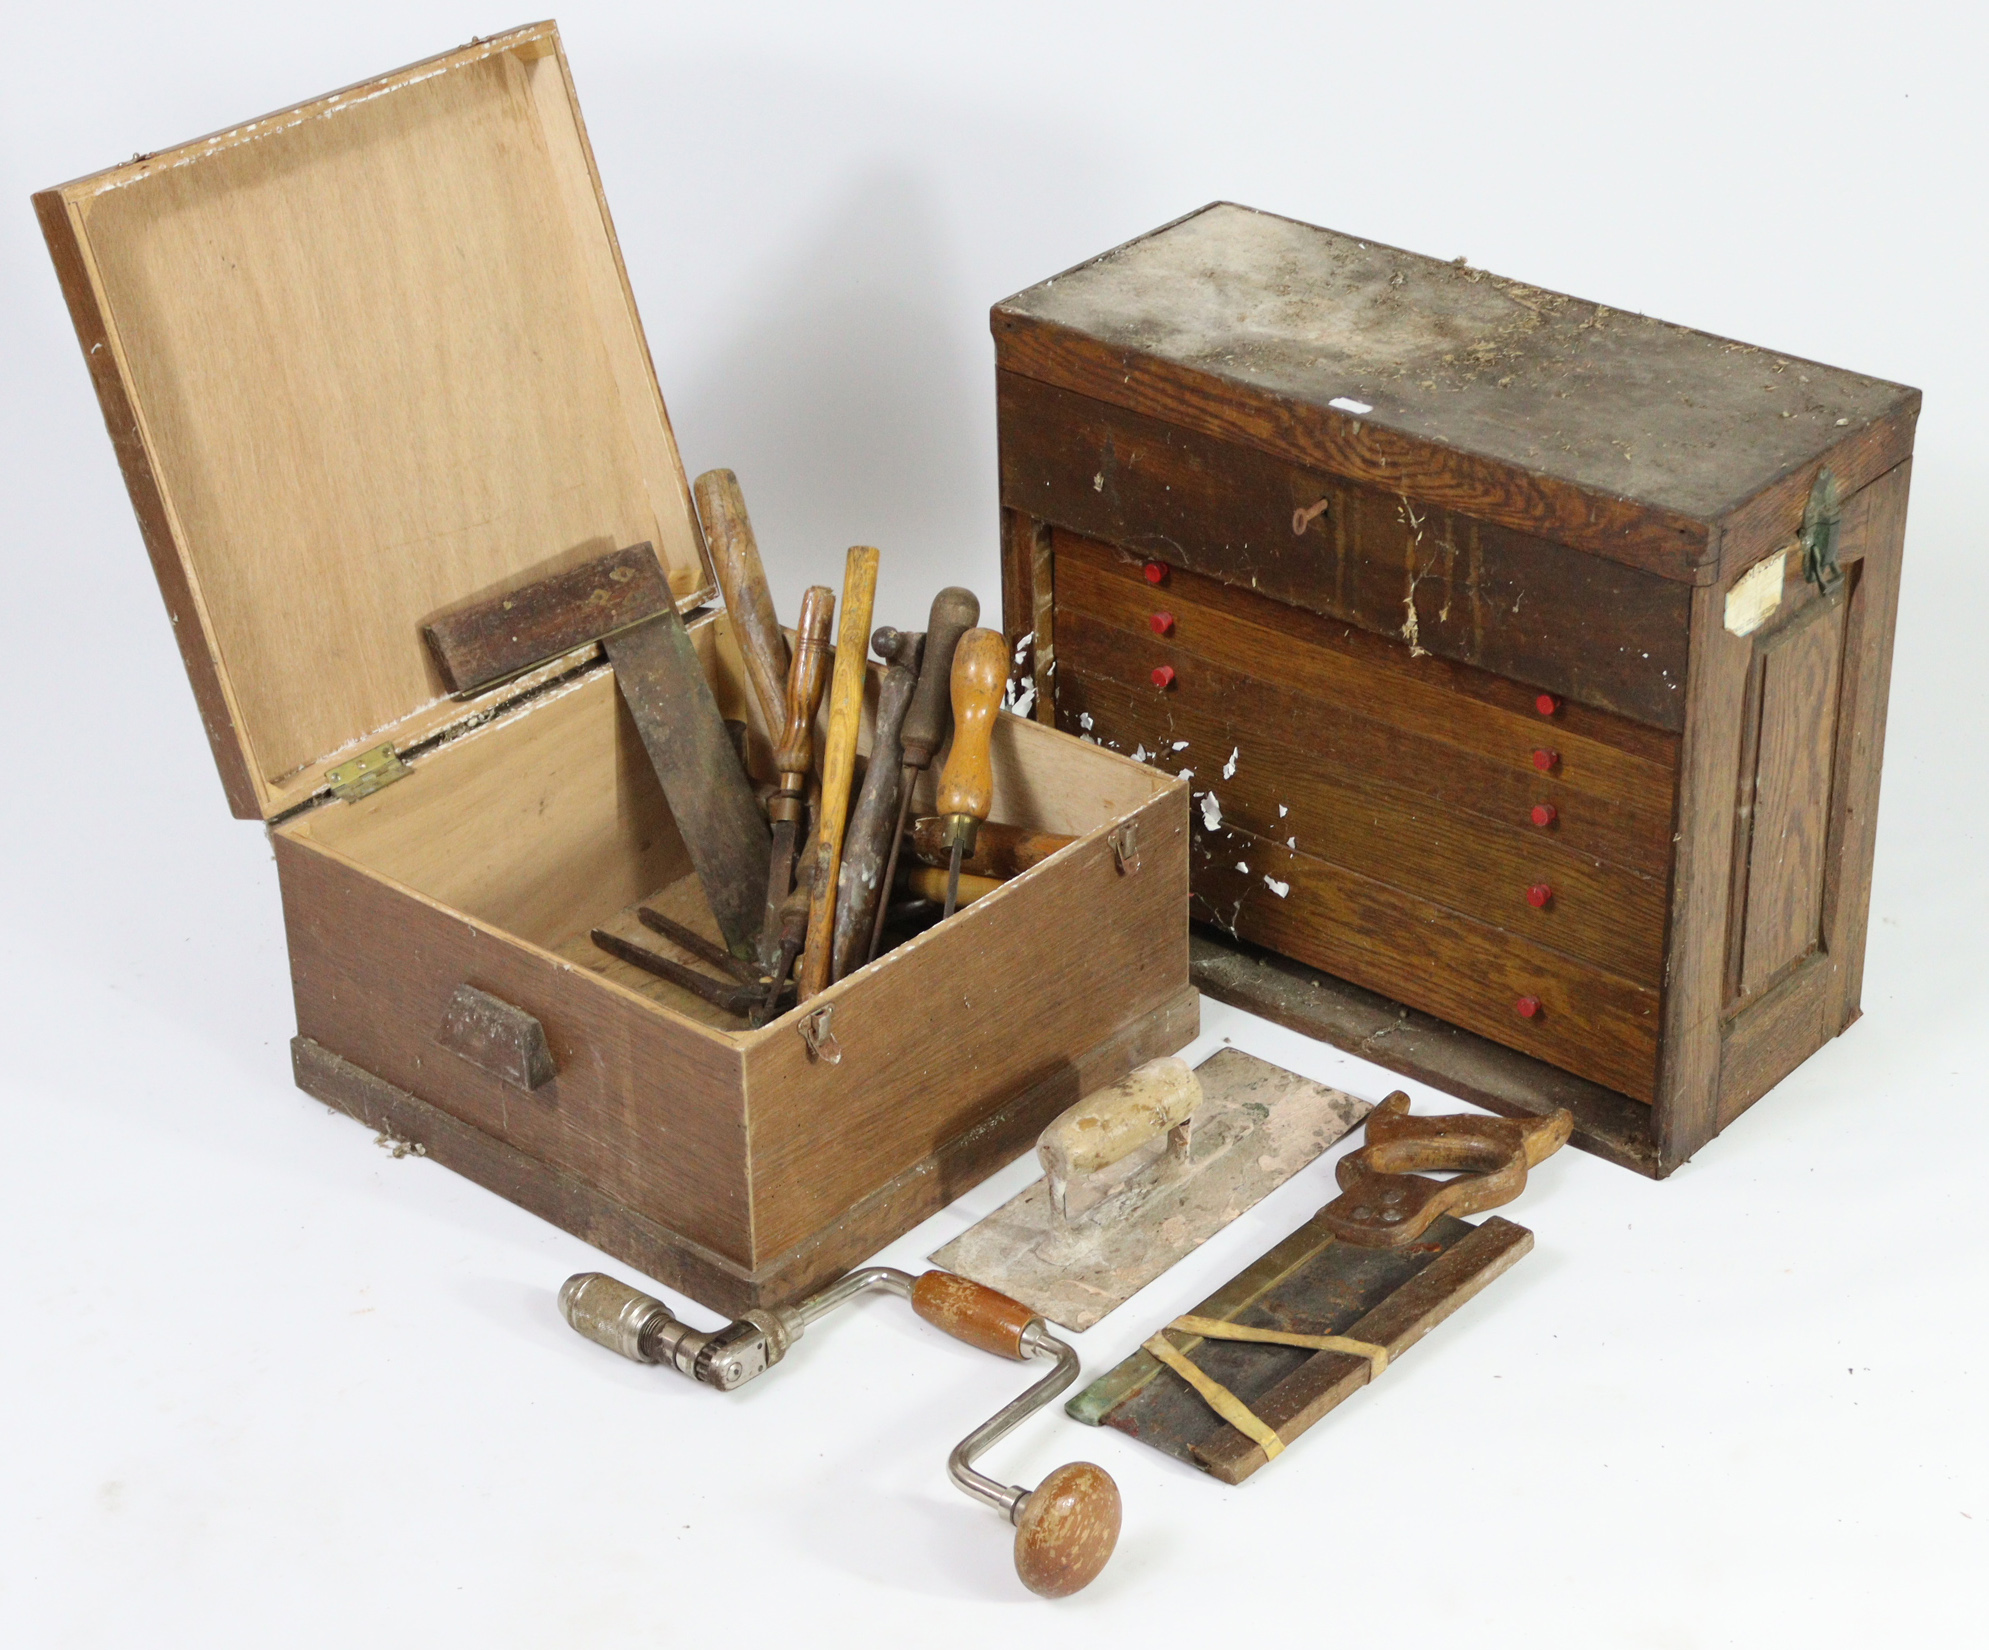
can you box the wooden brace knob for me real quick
[910,1270,1036,1360]
[1013,1462,1122,1597]
[935,628,1007,828]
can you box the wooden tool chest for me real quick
[994,203,1917,1176]
[36,23,1195,1315]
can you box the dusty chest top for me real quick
[993,203,1918,583]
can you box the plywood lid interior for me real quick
[51,27,708,815]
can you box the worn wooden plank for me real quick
[1191,818,1661,1101]
[1058,663,1667,986]
[1000,370,1693,731]
[422,543,676,694]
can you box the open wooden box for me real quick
[37,22,1194,1312]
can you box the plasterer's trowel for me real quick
[931,1050,1370,1331]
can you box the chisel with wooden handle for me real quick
[910,819,1075,881]
[831,627,922,982]
[799,546,880,1000]
[865,586,980,965]
[762,586,835,963]
[935,627,1009,921]
[694,469,789,735]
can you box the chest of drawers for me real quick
[993,204,1917,1176]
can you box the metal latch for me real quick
[799,1002,842,1065]
[325,743,408,802]
[1110,822,1141,875]
[1800,467,1843,596]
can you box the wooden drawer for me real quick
[1189,821,1660,1101]
[1053,531,1679,876]
[1000,370,1694,731]
[1056,665,1668,988]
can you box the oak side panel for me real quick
[742,784,1190,1256]
[275,830,754,1260]
[1736,599,1846,999]
[999,370,1693,730]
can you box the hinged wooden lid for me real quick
[36,22,712,819]
[993,203,1919,586]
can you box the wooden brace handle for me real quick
[910,1270,1037,1360]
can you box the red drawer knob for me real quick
[1526,883,1554,909]
[1149,611,1176,636]
[1514,995,1543,1020]
[1530,803,1558,828]
[1531,748,1559,773]
[1151,664,1176,689]
[1535,692,1561,717]
[1143,561,1169,585]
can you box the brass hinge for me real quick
[325,743,408,802]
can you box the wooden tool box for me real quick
[994,204,1916,1177]
[35,23,1194,1314]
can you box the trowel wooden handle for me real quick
[1038,1057,1200,1179]
[934,628,1007,833]
[910,818,1075,879]
[773,585,836,785]
[910,1270,1037,1360]
[901,587,980,770]
[694,469,789,732]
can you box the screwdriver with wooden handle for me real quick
[865,587,980,964]
[799,546,880,1000]
[762,586,835,962]
[935,627,1009,921]
[693,470,789,734]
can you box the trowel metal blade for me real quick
[931,1050,1370,1331]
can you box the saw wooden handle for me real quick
[1321,1094,1573,1248]
[694,469,789,733]
[934,627,1008,835]
[799,547,879,1000]
[910,1270,1036,1360]
[772,585,835,801]
[909,818,1075,879]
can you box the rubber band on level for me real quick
[1142,1334,1285,1459]
[1171,1315,1389,1379]
[1141,1317,1392,1461]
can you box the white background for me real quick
[4,3,1985,1644]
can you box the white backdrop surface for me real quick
[3,3,1984,1645]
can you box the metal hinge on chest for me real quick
[325,742,408,802]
